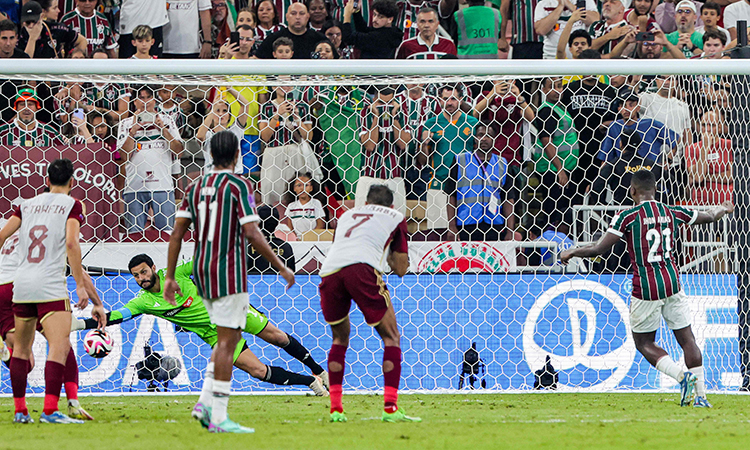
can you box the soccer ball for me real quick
[83,330,114,358]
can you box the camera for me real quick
[636,32,655,42]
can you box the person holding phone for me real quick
[534,0,599,59]
[259,85,313,148]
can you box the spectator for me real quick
[639,75,691,144]
[162,0,212,59]
[321,18,353,58]
[247,204,296,273]
[18,0,87,58]
[256,3,325,59]
[498,0,544,58]
[53,80,91,135]
[259,84,313,147]
[455,0,501,59]
[589,0,632,55]
[157,84,187,135]
[196,86,250,173]
[0,88,62,147]
[702,28,728,58]
[306,0,329,31]
[116,85,184,234]
[597,95,678,163]
[254,0,284,46]
[531,77,578,232]
[83,50,131,122]
[624,0,657,30]
[534,0,599,60]
[396,83,439,200]
[118,0,168,58]
[656,0,703,34]
[281,172,326,235]
[237,7,257,27]
[61,0,118,58]
[394,0,442,41]
[342,0,402,59]
[396,6,456,59]
[272,35,294,58]
[664,0,703,57]
[313,38,338,58]
[131,24,157,59]
[87,110,115,147]
[221,24,256,59]
[556,23,593,59]
[725,0,750,41]
[0,20,29,124]
[609,27,686,58]
[685,110,732,205]
[444,123,519,241]
[359,87,411,179]
[696,2,730,43]
[210,0,234,58]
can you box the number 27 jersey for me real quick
[607,200,698,301]
[320,204,409,276]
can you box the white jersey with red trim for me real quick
[12,193,84,303]
[0,232,19,285]
[320,204,408,275]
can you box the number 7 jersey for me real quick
[320,204,409,276]
[607,200,698,301]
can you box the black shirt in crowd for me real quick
[590,151,663,205]
[342,11,403,59]
[247,237,296,274]
[255,27,326,59]
[17,20,79,59]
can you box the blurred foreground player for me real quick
[561,170,733,408]
[319,184,420,423]
[165,131,296,433]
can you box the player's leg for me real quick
[39,308,83,423]
[664,292,709,407]
[328,317,350,422]
[232,340,326,395]
[254,317,327,383]
[9,313,36,423]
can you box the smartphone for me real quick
[137,111,156,123]
[72,108,85,121]
[230,31,240,47]
[636,32,655,42]
[311,51,322,59]
[285,91,295,102]
[353,0,360,10]
[576,0,586,9]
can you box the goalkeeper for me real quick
[73,254,328,396]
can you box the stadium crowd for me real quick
[0,0,742,268]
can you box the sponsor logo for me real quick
[416,241,512,273]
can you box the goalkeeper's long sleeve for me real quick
[78,308,137,330]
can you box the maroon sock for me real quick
[328,344,347,413]
[43,361,66,415]
[64,348,79,401]
[383,346,401,413]
[10,357,29,415]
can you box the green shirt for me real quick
[423,112,479,189]
[664,31,703,58]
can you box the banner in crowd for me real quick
[0,145,119,241]
[0,274,739,394]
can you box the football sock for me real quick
[282,333,324,376]
[691,365,706,397]
[198,361,214,408]
[43,361,66,415]
[263,365,315,386]
[383,346,401,413]
[211,380,231,425]
[64,348,78,401]
[655,356,685,383]
[10,357,29,415]
[328,344,347,414]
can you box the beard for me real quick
[139,273,157,289]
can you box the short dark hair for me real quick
[315,39,340,58]
[438,84,458,97]
[367,184,394,207]
[372,0,398,19]
[631,169,656,193]
[91,47,108,58]
[48,158,74,186]
[703,28,727,46]
[236,24,255,34]
[273,36,294,52]
[128,254,155,272]
[0,19,17,35]
[569,29,592,47]
[702,1,721,15]
[135,85,155,101]
[476,122,499,137]
[210,130,239,168]
[283,171,319,204]
[255,0,280,25]
[578,49,601,59]
[37,0,54,10]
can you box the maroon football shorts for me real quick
[0,283,14,340]
[12,299,71,325]
[319,263,391,326]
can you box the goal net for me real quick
[0,59,746,394]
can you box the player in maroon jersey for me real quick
[561,170,733,408]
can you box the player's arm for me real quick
[560,231,621,264]
[164,217,191,306]
[693,201,734,225]
[0,216,21,249]
[82,271,107,328]
[387,252,409,277]
[72,306,142,331]
[66,216,90,309]
[244,222,295,289]
[386,219,410,277]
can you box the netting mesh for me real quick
[0,67,746,393]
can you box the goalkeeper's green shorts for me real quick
[232,304,270,363]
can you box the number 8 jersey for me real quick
[607,200,698,301]
[11,193,84,303]
[320,204,409,276]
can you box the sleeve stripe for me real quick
[607,228,623,237]
[688,209,698,226]
[176,210,192,219]
[239,214,261,225]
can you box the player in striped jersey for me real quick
[61,1,117,58]
[165,130,295,433]
[0,89,62,148]
[561,170,734,408]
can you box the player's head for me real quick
[129,254,158,290]
[630,169,656,198]
[210,130,239,169]
[47,158,74,189]
[366,184,394,207]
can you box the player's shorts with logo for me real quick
[203,292,249,329]
[319,263,391,326]
[630,290,692,333]
[12,299,71,323]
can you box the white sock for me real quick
[690,366,706,397]
[211,380,231,425]
[655,356,685,382]
[198,362,214,407]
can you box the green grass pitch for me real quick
[0,393,748,449]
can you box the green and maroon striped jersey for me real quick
[608,200,698,301]
[259,99,311,148]
[0,120,62,147]
[176,171,260,299]
[61,9,117,56]
[510,0,543,45]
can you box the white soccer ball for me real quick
[83,329,114,358]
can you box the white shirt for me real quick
[163,0,212,54]
[723,0,750,32]
[117,114,182,193]
[202,121,245,174]
[120,0,169,35]
[534,0,598,59]
[695,25,731,44]
[0,232,19,285]
[639,92,691,137]
[286,199,324,234]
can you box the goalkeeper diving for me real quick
[73,254,328,395]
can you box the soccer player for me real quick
[320,184,420,423]
[560,170,733,408]
[164,131,296,433]
[73,254,328,395]
[0,159,107,424]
